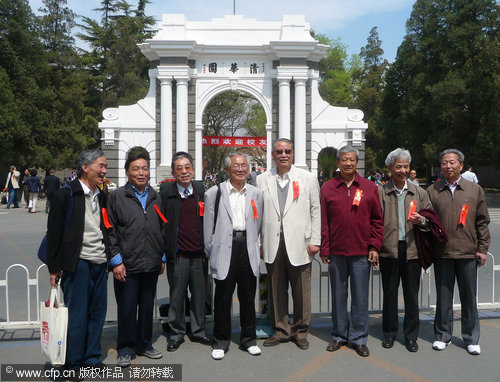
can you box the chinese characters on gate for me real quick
[202,62,266,75]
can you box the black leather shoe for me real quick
[405,340,418,352]
[326,340,346,352]
[167,338,185,352]
[352,344,370,357]
[190,336,213,346]
[292,337,309,350]
[382,337,395,349]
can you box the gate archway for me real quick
[99,14,368,186]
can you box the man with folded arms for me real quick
[320,145,384,357]
[107,147,166,367]
[427,149,490,355]
[204,153,263,360]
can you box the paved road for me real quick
[1,199,500,382]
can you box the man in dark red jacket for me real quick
[320,145,384,357]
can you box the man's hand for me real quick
[320,255,330,264]
[159,262,165,275]
[409,211,424,225]
[50,272,62,286]
[113,264,126,282]
[476,252,487,267]
[368,247,379,268]
[307,244,320,256]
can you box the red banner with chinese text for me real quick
[202,136,267,147]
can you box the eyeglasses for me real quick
[274,149,293,155]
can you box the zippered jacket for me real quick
[107,183,166,274]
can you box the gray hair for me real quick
[224,152,250,168]
[385,148,412,167]
[171,151,193,170]
[76,149,105,177]
[272,138,294,151]
[336,145,359,161]
[439,149,464,164]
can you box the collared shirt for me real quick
[130,184,149,210]
[79,179,100,213]
[226,180,246,231]
[392,180,408,241]
[445,176,461,197]
[177,182,193,199]
[461,170,478,183]
[276,171,290,188]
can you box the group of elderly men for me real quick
[45,139,490,376]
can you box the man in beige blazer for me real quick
[257,138,321,350]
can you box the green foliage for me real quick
[378,0,500,172]
[313,31,362,107]
[317,147,338,179]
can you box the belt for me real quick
[233,230,246,238]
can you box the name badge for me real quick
[458,204,469,226]
[352,189,363,206]
[408,200,416,220]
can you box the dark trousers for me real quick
[62,259,107,369]
[213,236,257,351]
[380,241,422,342]
[329,255,370,345]
[114,272,159,356]
[434,258,480,345]
[265,238,311,342]
[167,256,207,341]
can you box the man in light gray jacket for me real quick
[204,153,263,360]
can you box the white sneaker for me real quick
[467,344,481,355]
[211,349,225,360]
[432,341,450,351]
[247,345,262,356]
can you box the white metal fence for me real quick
[1,253,499,330]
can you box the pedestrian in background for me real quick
[44,169,61,214]
[4,165,20,209]
[25,169,41,213]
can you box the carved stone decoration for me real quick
[347,109,364,122]
[102,109,119,121]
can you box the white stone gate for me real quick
[98,14,368,185]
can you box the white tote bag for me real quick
[40,284,68,365]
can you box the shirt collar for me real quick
[130,184,149,197]
[392,180,408,194]
[79,179,100,198]
[445,176,461,188]
[226,180,247,194]
[334,172,360,188]
[177,182,193,197]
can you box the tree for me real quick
[378,0,500,174]
[313,31,362,107]
[356,27,389,171]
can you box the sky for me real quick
[28,0,416,62]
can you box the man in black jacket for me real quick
[44,169,61,213]
[107,147,167,367]
[47,150,111,374]
[161,151,211,352]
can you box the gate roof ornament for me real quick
[138,14,329,61]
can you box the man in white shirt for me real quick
[204,153,264,360]
[461,165,479,183]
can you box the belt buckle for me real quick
[234,231,243,238]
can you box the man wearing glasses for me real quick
[257,138,321,350]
